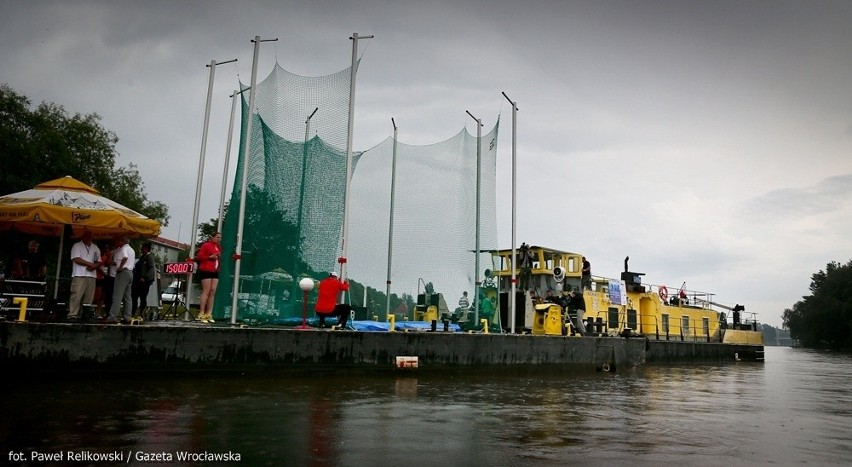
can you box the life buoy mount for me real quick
[659,285,669,302]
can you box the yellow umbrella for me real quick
[0,176,160,238]
[0,176,161,299]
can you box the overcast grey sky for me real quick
[2,0,851,327]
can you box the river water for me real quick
[1,346,850,466]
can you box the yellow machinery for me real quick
[422,305,439,322]
[413,291,449,321]
[532,303,564,336]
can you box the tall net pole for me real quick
[340,32,373,286]
[466,110,483,326]
[386,118,398,320]
[503,92,518,333]
[188,58,235,318]
[230,36,276,324]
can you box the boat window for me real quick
[627,309,637,330]
[500,254,510,272]
[681,316,690,335]
[662,314,669,333]
[702,317,710,336]
[608,307,619,329]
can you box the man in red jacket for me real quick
[314,271,351,328]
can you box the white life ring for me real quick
[601,363,611,372]
[659,285,669,302]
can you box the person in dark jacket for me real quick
[131,242,156,318]
[568,289,587,335]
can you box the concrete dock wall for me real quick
[0,322,761,372]
[646,340,764,363]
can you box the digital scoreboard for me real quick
[163,261,195,275]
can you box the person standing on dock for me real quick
[131,242,156,319]
[315,271,351,328]
[455,291,471,321]
[107,236,135,323]
[93,241,113,318]
[568,289,588,335]
[66,230,101,321]
[519,243,534,291]
[581,257,592,290]
[196,232,222,324]
[458,291,470,310]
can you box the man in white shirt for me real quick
[67,230,101,321]
[107,236,135,323]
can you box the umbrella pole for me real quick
[53,227,65,300]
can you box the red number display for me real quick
[163,262,195,275]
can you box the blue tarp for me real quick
[268,317,463,332]
[352,320,463,332]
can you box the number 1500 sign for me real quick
[163,262,195,275]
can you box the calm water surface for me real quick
[2,347,850,466]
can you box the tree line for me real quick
[783,259,852,351]
[0,84,168,224]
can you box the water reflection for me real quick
[2,348,851,465]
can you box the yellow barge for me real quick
[491,245,764,351]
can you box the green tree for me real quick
[0,84,168,225]
[198,216,221,244]
[783,260,852,351]
[195,202,228,250]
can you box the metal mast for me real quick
[466,110,483,326]
[339,32,372,309]
[502,92,518,333]
[386,118,398,320]
[187,58,236,318]
[230,36,277,324]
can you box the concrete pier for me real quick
[0,321,763,372]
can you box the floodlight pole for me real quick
[187,58,236,319]
[340,32,373,295]
[218,88,248,233]
[502,91,518,333]
[231,36,277,325]
[293,107,318,308]
[466,110,483,326]
[386,118,398,320]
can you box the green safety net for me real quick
[215,62,499,323]
[347,128,499,320]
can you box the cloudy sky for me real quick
[2,0,851,327]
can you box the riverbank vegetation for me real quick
[760,324,791,346]
[0,84,168,225]
[783,259,852,351]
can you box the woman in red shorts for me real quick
[196,232,221,323]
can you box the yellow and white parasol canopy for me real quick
[0,176,161,238]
